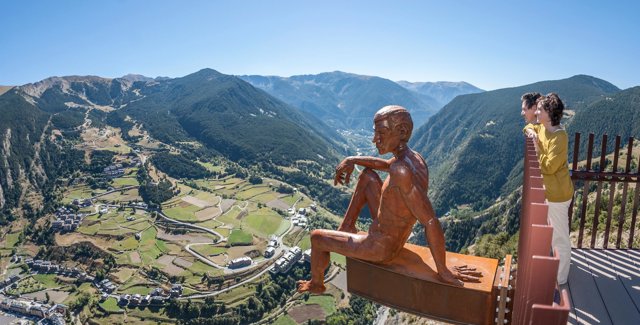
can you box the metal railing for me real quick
[569,133,639,249]
[512,137,570,325]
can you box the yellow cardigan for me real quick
[523,124,574,202]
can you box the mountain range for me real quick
[0,69,346,215]
[396,80,484,108]
[2,69,638,224]
[410,75,623,214]
[240,71,483,130]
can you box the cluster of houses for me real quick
[97,279,117,293]
[270,246,302,274]
[129,201,149,209]
[51,206,87,232]
[114,284,181,307]
[103,163,125,178]
[0,275,21,291]
[291,208,309,228]
[264,236,280,258]
[228,257,252,269]
[0,298,66,324]
[25,259,94,283]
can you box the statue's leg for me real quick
[298,230,392,293]
[340,168,382,231]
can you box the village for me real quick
[0,127,346,324]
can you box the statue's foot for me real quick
[297,280,326,294]
[438,270,464,287]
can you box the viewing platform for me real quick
[343,133,639,324]
[565,133,640,324]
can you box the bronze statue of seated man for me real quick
[297,105,481,294]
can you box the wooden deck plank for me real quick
[617,250,640,311]
[583,250,640,324]
[568,250,612,325]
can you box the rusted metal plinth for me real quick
[346,242,499,325]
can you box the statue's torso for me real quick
[370,150,429,246]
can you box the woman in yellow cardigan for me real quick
[524,93,574,285]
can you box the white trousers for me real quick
[548,199,572,285]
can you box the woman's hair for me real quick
[538,93,564,126]
[521,92,542,109]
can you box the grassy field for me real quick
[63,282,96,305]
[243,208,285,237]
[216,284,256,305]
[163,204,201,223]
[252,192,280,204]
[99,297,123,313]
[112,268,136,283]
[98,188,141,202]
[273,315,298,325]
[5,277,44,295]
[280,194,301,206]
[235,186,271,200]
[298,235,311,251]
[113,237,138,251]
[216,206,244,227]
[112,177,139,187]
[63,186,95,203]
[192,245,226,256]
[189,261,221,274]
[120,284,151,295]
[305,295,336,315]
[228,229,253,246]
[33,274,59,288]
[2,232,21,248]
[197,161,224,173]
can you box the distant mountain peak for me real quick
[18,75,112,98]
[120,74,154,82]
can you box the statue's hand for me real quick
[451,265,483,282]
[334,158,355,186]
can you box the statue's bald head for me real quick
[374,105,413,142]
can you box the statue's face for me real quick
[373,117,402,155]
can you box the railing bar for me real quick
[591,180,604,248]
[572,132,581,171]
[578,134,595,249]
[629,182,640,249]
[624,138,634,173]
[598,134,608,173]
[603,135,618,249]
[612,136,621,172]
[591,135,607,248]
[604,180,615,249]
[571,172,640,181]
[568,195,575,231]
[569,133,580,229]
[586,133,595,170]
[578,182,589,249]
[616,181,629,248]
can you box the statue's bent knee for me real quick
[359,168,380,183]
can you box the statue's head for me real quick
[373,105,413,154]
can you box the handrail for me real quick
[512,137,570,325]
[569,133,639,249]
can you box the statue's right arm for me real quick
[345,156,391,171]
[334,156,390,186]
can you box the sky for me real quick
[1,1,639,90]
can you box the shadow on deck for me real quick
[568,249,640,324]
